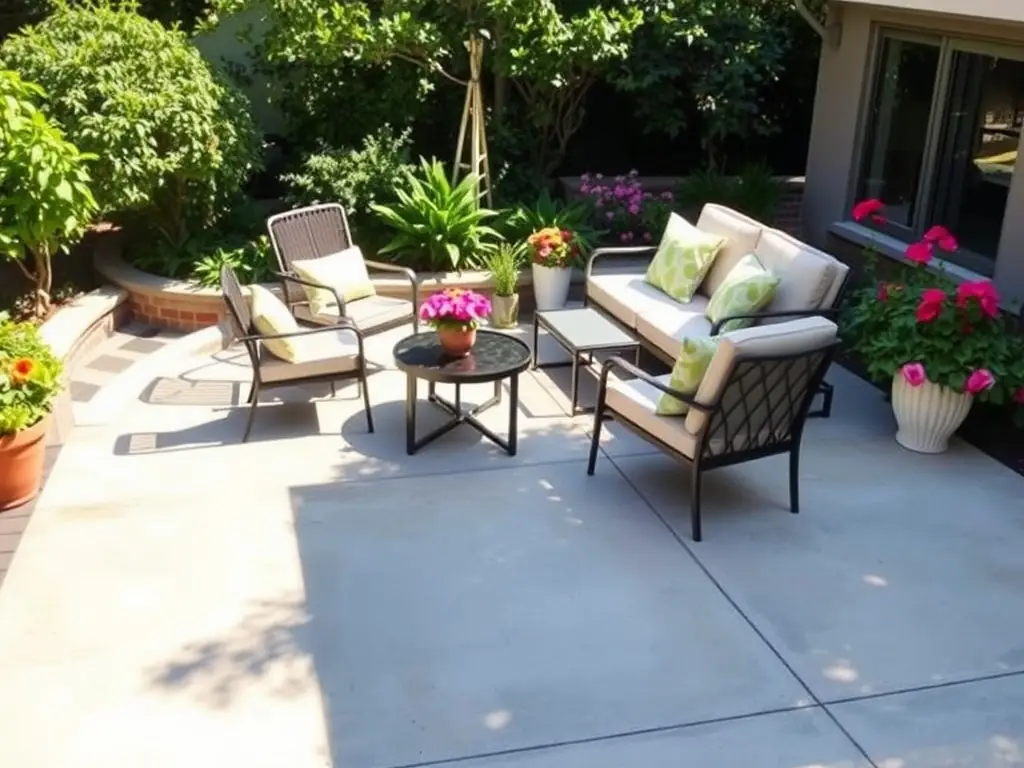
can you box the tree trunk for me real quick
[30,244,52,319]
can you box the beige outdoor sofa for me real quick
[585,203,849,416]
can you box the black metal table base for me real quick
[532,318,640,415]
[405,377,519,456]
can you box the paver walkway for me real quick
[1,318,1023,767]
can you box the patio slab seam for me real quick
[380,702,827,768]
[603,451,881,768]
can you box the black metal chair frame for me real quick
[583,245,849,419]
[587,339,838,542]
[267,202,420,334]
[220,265,374,443]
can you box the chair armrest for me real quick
[238,317,360,344]
[274,271,346,315]
[709,308,839,336]
[586,246,657,279]
[363,259,421,330]
[598,355,714,414]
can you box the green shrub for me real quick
[0,317,63,434]
[0,69,97,318]
[676,164,782,222]
[371,159,501,272]
[128,196,276,287]
[0,2,261,244]
[282,125,414,252]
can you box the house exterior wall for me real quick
[850,0,1024,25]
[802,2,1024,305]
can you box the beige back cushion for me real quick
[696,204,765,297]
[753,229,846,317]
[684,316,838,437]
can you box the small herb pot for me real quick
[490,294,520,329]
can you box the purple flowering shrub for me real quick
[578,170,673,245]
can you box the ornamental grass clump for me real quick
[418,289,492,331]
[527,227,577,269]
[0,316,63,434]
[844,199,1024,421]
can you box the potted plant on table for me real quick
[0,315,63,509]
[844,199,1024,453]
[528,227,578,311]
[419,288,492,358]
[484,243,523,329]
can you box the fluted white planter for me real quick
[532,264,572,311]
[891,374,973,454]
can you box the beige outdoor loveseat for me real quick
[584,203,849,416]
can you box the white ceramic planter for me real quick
[891,374,973,454]
[532,263,572,311]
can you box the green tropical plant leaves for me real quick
[371,157,500,271]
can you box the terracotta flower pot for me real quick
[437,326,477,358]
[0,415,50,511]
[891,374,972,454]
[490,294,520,329]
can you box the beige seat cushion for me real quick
[587,273,689,328]
[605,373,698,458]
[634,294,713,360]
[605,373,772,459]
[685,316,838,436]
[753,229,840,316]
[696,204,765,297]
[295,294,413,332]
[259,326,360,383]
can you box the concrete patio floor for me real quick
[1,319,1024,767]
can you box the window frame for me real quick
[851,26,1024,276]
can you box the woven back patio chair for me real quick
[267,203,419,335]
[587,316,839,541]
[220,265,374,443]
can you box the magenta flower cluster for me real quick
[418,288,492,330]
[579,169,673,244]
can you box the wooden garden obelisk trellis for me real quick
[452,34,493,207]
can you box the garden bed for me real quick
[95,247,587,332]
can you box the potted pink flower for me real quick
[528,227,578,310]
[418,288,492,357]
[845,200,1024,453]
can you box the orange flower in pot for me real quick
[0,318,63,510]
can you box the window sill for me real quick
[828,220,987,283]
[828,221,1023,316]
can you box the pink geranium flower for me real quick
[965,368,996,395]
[916,288,947,323]
[956,280,1000,319]
[902,362,926,387]
[1014,387,1024,405]
[852,198,885,223]
[923,225,959,252]
[905,241,933,265]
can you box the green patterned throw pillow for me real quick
[644,213,727,303]
[656,337,719,416]
[705,253,780,333]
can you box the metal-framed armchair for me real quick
[587,316,839,541]
[267,203,420,335]
[220,265,374,443]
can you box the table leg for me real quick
[454,382,461,414]
[405,374,417,456]
[570,353,580,415]
[508,373,519,456]
[634,345,641,367]
[531,314,540,369]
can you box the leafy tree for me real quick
[0,71,97,318]
[0,2,262,245]
[205,0,640,178]
[611,0,797,171]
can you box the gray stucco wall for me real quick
[802,2,1024,304]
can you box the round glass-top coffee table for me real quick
[393,330,531,456]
